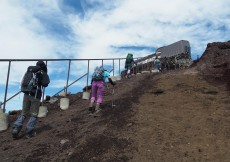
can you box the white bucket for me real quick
[59,91,66,97]
[110,76,117,82]
[49,97,58,104]
[142,71,150,73]
[0,112,8,131]
[82,91,90,100]
[60,98,70,110]
[116,75,121,81]
[151,69,158,73]
[38,106,48,118]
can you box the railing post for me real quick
[119,59,120,75]
[86,60,89,91]
[66,60,71,93]
[102,59,103,67]
[42,61,48,102]
[113,59,114,76]
[3,61,11,113]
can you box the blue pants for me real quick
[13,115,37,134]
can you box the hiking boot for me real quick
[126,74,131,79]
[89,102,95,113]
[89,107,95,113]
[12,125,23,139]
[94,104,102,114]
[25,131,37,139]
[88,102,94,111]
[12,127,20,139]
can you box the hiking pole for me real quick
[34,85,39,99]
[34,73,39,99]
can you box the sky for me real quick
[0,0,230,112]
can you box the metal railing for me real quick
[0,58,130,113]
[52,72,88,97]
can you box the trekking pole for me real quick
[33,73,38,99]
[41,86,45,103]
[41,86,44,105]
[34,86,38,99]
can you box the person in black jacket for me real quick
[12,61,49,139]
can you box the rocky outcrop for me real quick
[196,42,230,84]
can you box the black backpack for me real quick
[20,66,50,93]
[21,66,40,93]
[40,71,50,87]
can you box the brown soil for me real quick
[0,42,230,162]
[196,41,230,89]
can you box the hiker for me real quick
[161,57,169,71]
[12,61,50,139]
[125,53,134,78]
[154,56,162,72]
[89,66,116,114]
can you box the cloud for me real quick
[1,0,230,60]
[68,0,230,60]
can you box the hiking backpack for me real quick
[126,53,133,64]
[92,66,104,81]
[40,71,50,87]
[21,66,40,93]
[20,66,50,93]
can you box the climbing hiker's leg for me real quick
[12,94,31,139]
[25,115,37,139]
[12,115,26,139]
[89,81,97,112]
[24,96,40,139]
[94,81,103,113]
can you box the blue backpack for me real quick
[92,66,104,81]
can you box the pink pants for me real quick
[90,81,104,104]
